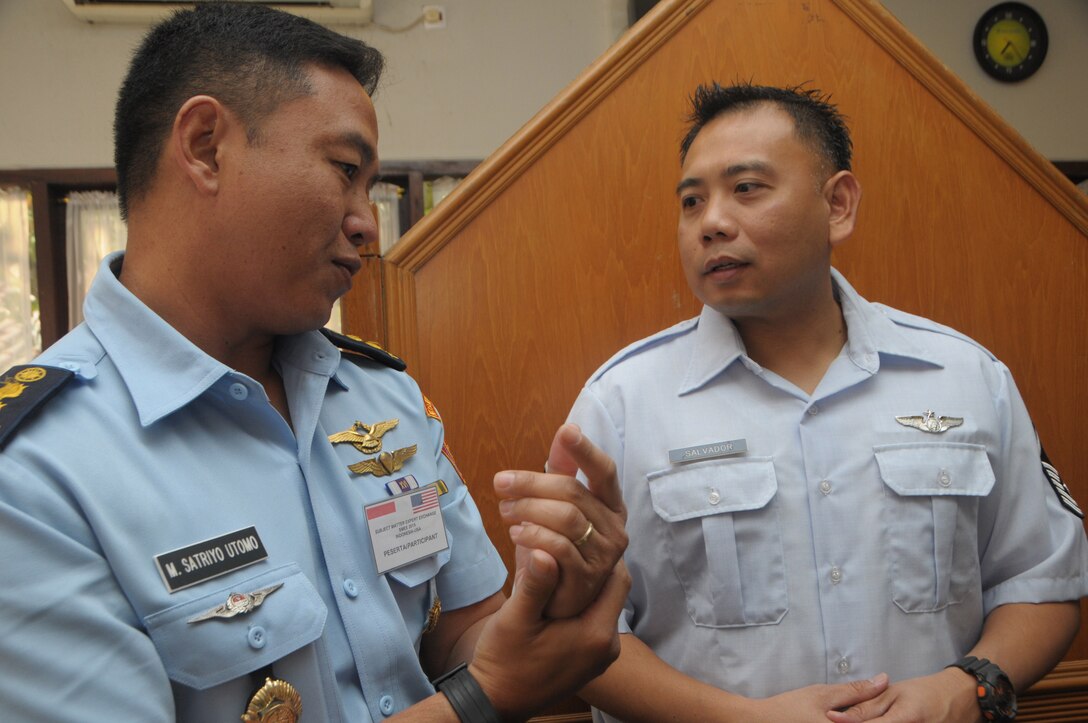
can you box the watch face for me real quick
[973,2,1048,82]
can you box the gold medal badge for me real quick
[242,678,301,723]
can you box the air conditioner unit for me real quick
[61,0,374,26]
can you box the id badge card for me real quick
[365,483,448,575]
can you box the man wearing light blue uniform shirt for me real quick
[0,5,630,722]
[573,83,1087,723]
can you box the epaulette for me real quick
[0,365,75,450]
[320,328,407,372]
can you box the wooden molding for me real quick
[831,0,1088,236]
[383,0,709,274]
[1017,660,1088,721]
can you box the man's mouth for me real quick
[704,258,747,275]
[333,256,363,278]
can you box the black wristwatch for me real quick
[946,656,1017,722]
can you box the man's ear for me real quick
[170,95,230,198]
[824,170,862,248]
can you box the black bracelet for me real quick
[431,662,502,723]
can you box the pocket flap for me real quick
[386,547,451,588]
[648,457,777,521]
[144,563,326,690]
[875,443,995,497]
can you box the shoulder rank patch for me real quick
[423,394,442,423]
[0,365,74,450]
[1041,446,1083,519]
[321,328,407,372]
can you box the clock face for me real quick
[973,2,1048,82]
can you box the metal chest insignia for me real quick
[348,445,418,477]
[242,677,301,723]
[187,583,283,624]
[328,418,399,455]
[895,410,964,434]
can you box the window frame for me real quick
[0,167,117,349]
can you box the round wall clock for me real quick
[973,2,1049,82]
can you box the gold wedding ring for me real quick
[573,522,595,547]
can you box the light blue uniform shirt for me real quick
[568,269,1088,717]
[0,253,507,722]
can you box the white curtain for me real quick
[0,187,38,369]
[66,190,127,327]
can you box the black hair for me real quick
[113,2,384,219]
[679,82,852,175]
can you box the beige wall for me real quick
[881,0,1088,161]
[0,0,626,168]
[0,0,1084,169]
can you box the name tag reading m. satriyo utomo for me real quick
[154,526,268,593]
[668,439,748,465]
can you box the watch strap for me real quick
[946,656,1017,722]
[431,662,502,723]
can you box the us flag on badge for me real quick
[412,486,439,513]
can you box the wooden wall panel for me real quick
[346,0,1088,703]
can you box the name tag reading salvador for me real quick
[668,438,747,465]
[365,483,448,575]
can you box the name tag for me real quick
[668,438,747,465]
[365,483,448,575]
[154,526,268,593]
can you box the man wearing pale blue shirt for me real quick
[0,5,629,722]
[572,82,1087,723]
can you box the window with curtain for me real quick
[0,187,38,369]
[66,190,127,327]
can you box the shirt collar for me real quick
[677,267,939,395]
[83,252,345,426]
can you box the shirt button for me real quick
[229,382,249,400]
[819,480,832,495]
[708,489,721,505]
[807,405,820,416]
[247,626,267,649]
[938,469,952,487]
[343,578,359,598]
[830,566,843,584]
[379,695,395,716]
[838,658,850,674]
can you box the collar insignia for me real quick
[895,410,964,434]
[187,582,283,624]
[348,445,418,477]
[328,418,399,455]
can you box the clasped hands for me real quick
[468,423,630,718]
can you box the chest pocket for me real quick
[875,443,994,613]
[648,457,787,628]
[143,564,326,690]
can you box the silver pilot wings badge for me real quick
[895,409,963,434]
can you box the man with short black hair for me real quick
[572,82,1087,722]
[0,5,628,721]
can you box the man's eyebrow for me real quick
[675,177,702,196]
[724,160,771,177]
[675,160,773,195]
[337,131,377,167]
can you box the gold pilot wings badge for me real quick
[348,445,418,477]
[895,409,964,434]
[328,418,399,455]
